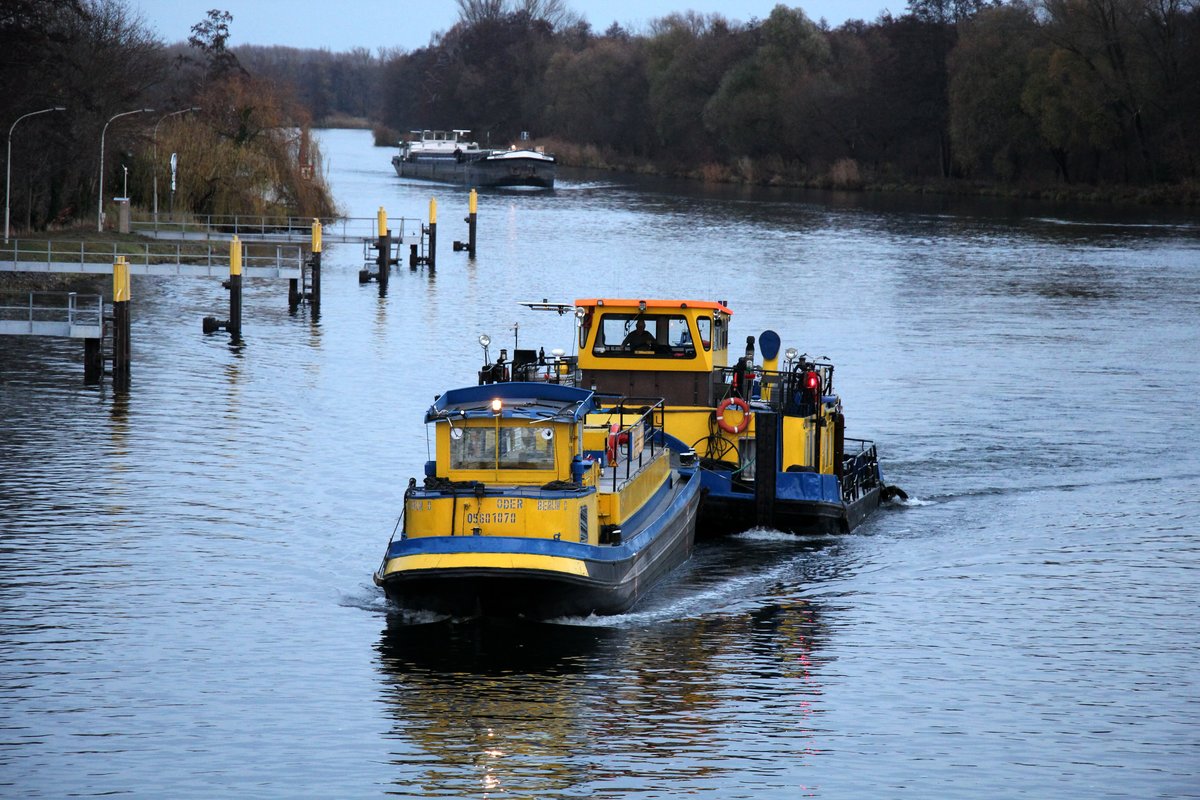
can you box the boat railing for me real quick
[712,360,835,415]
[590,395,666,492]
[841,438,881,502]
[479,350,579,386]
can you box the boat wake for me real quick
[548,549,815,628]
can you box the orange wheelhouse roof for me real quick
[575,298,733,315]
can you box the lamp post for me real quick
[5,106,66,243]
[98,108,152,232]
[152,107,199,222]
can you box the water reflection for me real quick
[375,590,830,797]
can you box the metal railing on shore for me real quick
[0,291,104,337]
[0,238,302,278]
[130,214,421,244]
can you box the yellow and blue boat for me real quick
[373,382,701,618]
[477,298,904,536]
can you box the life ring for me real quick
[715,397,752,434]
[606,423,620,465]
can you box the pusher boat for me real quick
[475,299,904,536]
[373,383,700,618]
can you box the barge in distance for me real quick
[391,129,556,189]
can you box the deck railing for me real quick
[841,438,881,502]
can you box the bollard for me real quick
[202,235,243,335]
[112,256,131,381]
[376,205,390,290]
[228,235,242,335]
[310,218,322,310]
[453,188,478,257]
[428,197,437,271]
[468,189,477,257]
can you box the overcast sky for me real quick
[133,1,893,52]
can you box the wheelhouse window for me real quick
[590,313,698,358]
[450,426,556,470]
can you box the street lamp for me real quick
[98,107,152,232]
[5,106,66,243]
[152,107,199,222]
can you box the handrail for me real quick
[589,395,666,492]
[712,361,836,413]
[0,290,104,328]
[0,238,303,273]
[129,213,420,241]
[840,438,880,502]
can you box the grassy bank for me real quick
[538,138,1200,207]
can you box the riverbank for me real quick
[538,138,1200,207]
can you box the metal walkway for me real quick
[0,291,104,338]
[0,239,302,279]
[130,214,421,245]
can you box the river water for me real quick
[1,128,1197,798]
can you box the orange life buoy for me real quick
[715,397,752,434]
[606,423,620,465]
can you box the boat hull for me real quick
[697,483,881,536]
[378,470,700,619]
[391,155,555,189]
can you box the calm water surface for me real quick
[1,129,1198,798]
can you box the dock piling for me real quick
[202,235,243,336]
[112,256,131,381]
[310,218,321,310]
[360,207,397,287]
[427,197,437,271]
[453,189,477,257]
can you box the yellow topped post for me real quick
[113,256,130,302]
[229,235,242,276]
[377,206,388,237]
[112,255,131,380]
[429,197,437,225]
[311,218,322,253]
[469,189,477,215]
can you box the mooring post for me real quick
[428,197,437,271]
[310,218,322,310]
[376,206,390,290]
[201,235,243,335]
[112,255,131,382]
[454,188,478,257]
[468,189,477,257]
[754,411,779,528]
[228,235,243,336]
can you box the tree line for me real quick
[372,0,1198,195]
[0,1,333,238]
